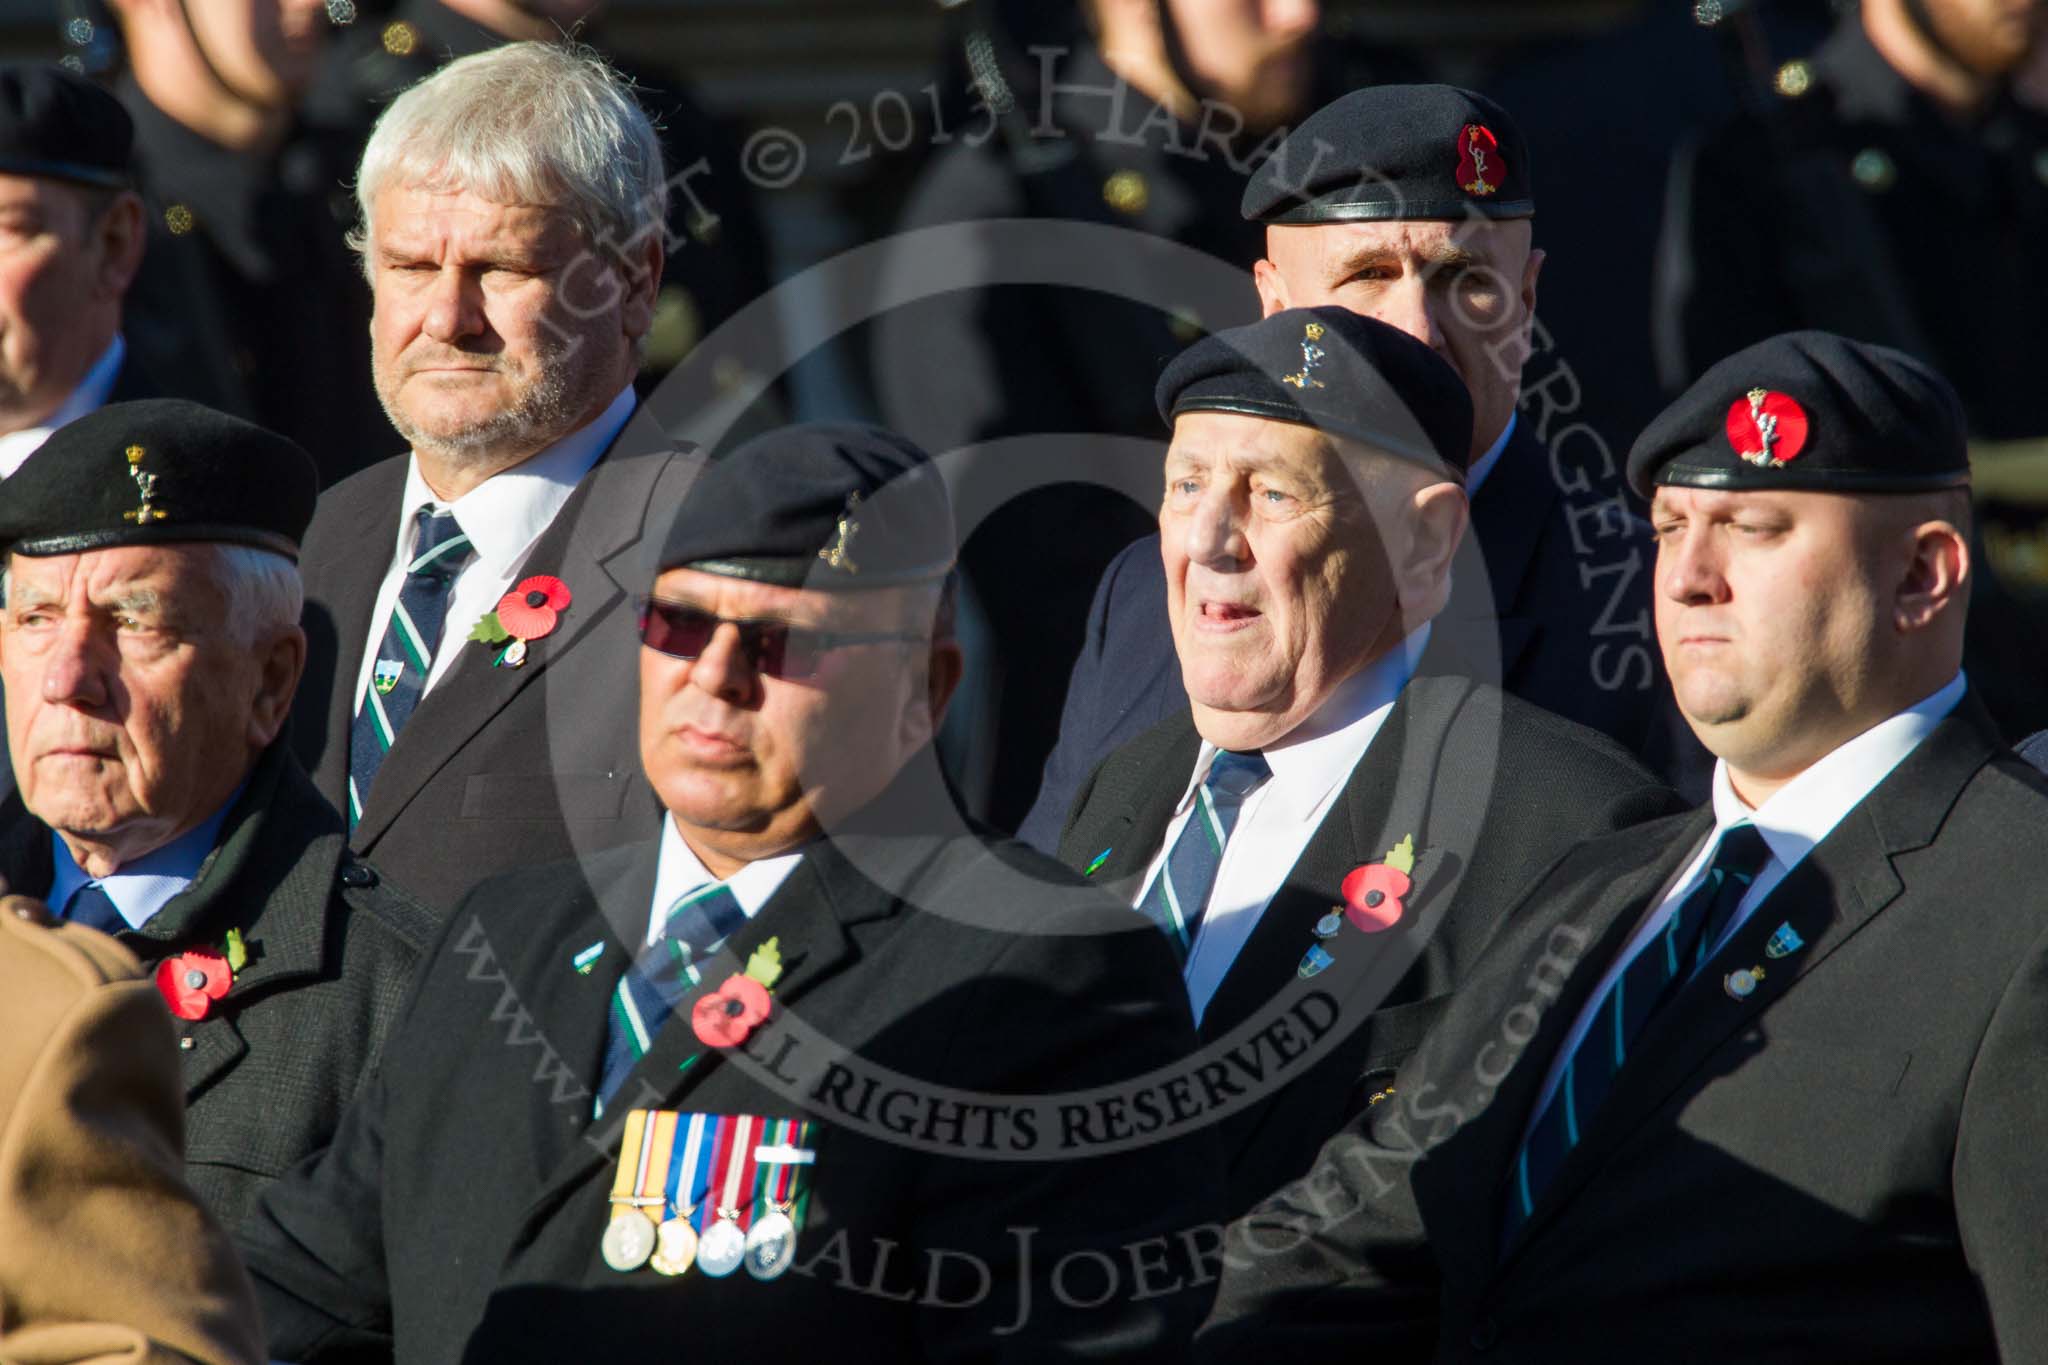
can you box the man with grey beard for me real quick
[289,40,700,913]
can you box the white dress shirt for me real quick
[645,814,804,948]
[1137,625,1431,1024]
[1462,410,1516,497]
[1524,671,1967,1132]
[349,386,636,713]
[0,335,126,478]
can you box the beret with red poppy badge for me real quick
[1155,306,1473,483]
[0,399,318,561]
[1240,84,1533,225]
[1626,330,1970,499]
[658,422,956,590]
[0,63,133,190]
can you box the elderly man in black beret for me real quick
[0,399,435,1231]
[237,422,1226,1363]
[1056,307,1680,1220]
[1203,331,2048,1362]
[1023,84,1689,852]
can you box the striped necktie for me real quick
[1136,750,1272,962]
[596,881,750,1111]
[1502,823,1773,1248]
[346,507,476,825]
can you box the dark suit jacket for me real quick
[240,814,1226,1363]
[0,740,437,1232]
[1054,672,1682,1218]
[1018,421,1687,852]
[292,410,698,913]
[1204,695,2048,1364]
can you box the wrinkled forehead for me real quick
[1167,409,1392,487]
[368,180,580,246]
[1272,215,1533,270]
[3,543,220,603]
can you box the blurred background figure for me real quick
[97,0,395,486]
[1658,0,2048,741]
[871,0,1420,830]
[300,0,776,402]
[0,895,265,1365]
[0,64,147,482]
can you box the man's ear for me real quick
[247,625,308,751]
[1399,480,1470,628]
[920,638,965,739]
[93,191,147,300]
[619,229,666,342]
[1894,518,1969,634]
[1252,257,1289,318]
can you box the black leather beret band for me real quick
[0,155,129,189]
[9,524,304,562]
[1265,196,1535,225]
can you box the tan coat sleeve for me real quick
[0,912,265,1365]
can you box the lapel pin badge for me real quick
[1764,922,1806,960]
[1724,965,1766,1000]
[1082,847,1112,877]
[572,941,606,975]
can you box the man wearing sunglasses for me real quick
[237,422,1227,1362]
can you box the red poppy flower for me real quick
[1340,863,1412,934]
[496,575,572,641]
[691,973,772,1048]
[156,950,232,1021]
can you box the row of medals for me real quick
[603,1200,799,1281]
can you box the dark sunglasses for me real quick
[635,597,923,681]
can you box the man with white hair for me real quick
[290,41,699,914]
[0,399,436,1231]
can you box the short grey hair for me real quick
[351,41,668,277]
[212,546,304,648]
[0,546,301,649]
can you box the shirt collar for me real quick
[1178,622,1430,820]
[0,336,126,479]
[48,780,243,932]
[648,813,807,944]
[1708,671,1967,871]
[1462,410,1517,497]
[399,385,636,576]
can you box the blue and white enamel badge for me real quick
[1763,922,1806,960]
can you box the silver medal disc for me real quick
[601,1213,656,1273]
[743,1210,797,1281]
[696,1217,747,1278]
[650,1218,699,1277]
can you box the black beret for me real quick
[0,64,132,191]
[1627,331,1970,499]
[659,423,956,590]
[1242,84,1533,225]
[0,400,317,561]
[1155,307,1473,481]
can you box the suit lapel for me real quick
[1415,810,1712,1289]
[305,459,410,804]
[1068,713,1201,904]
[352,417,696,850]
[1496,700,2002,1269]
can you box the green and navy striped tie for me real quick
[597,881,749,1112]
[346,507,475,825]
[1502,823,1772,1249]
[1136,750,1271,963]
